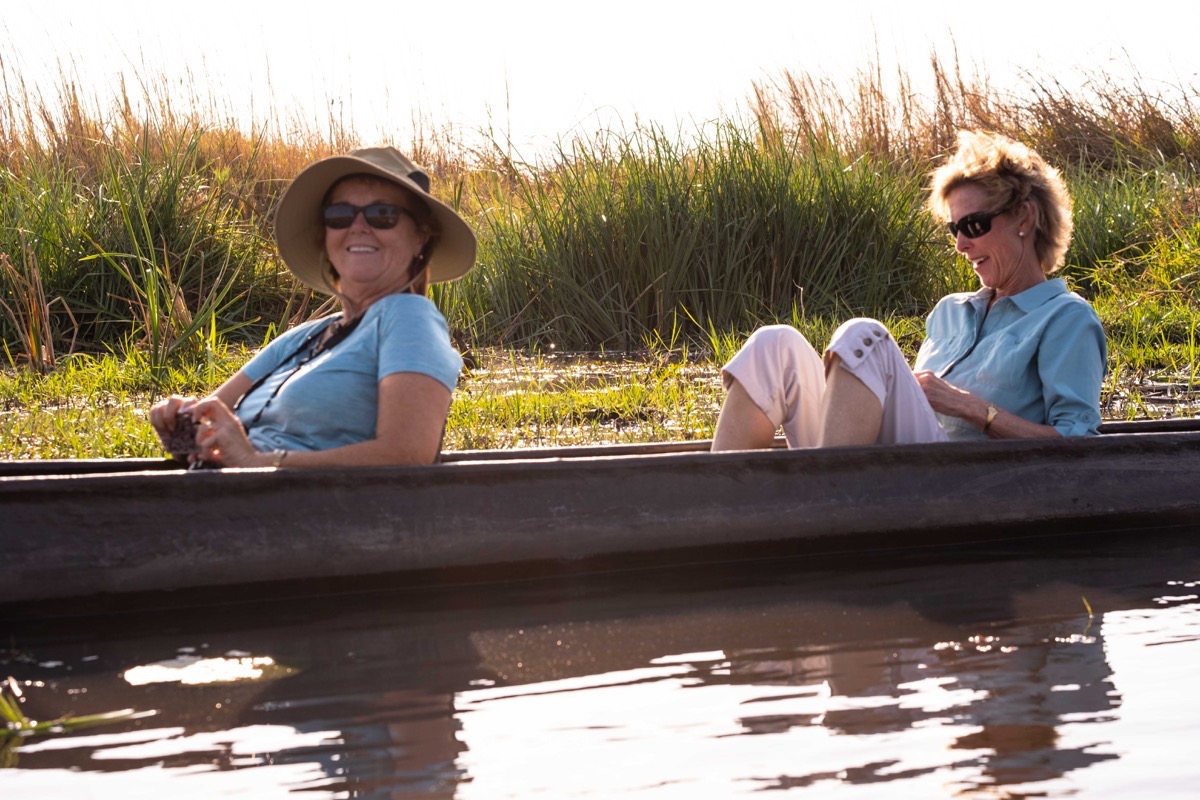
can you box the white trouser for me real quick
[721,320,948,446]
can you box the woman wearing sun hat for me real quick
[150,146,475,468]
[711,130,1106,450]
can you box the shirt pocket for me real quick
[965,332,1038,391]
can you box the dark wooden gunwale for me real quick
[3,416,1200,608]
[0,417,1196,478]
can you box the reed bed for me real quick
[3,331,1189,460]
[2,53,1200,456]
[443,125,952,348]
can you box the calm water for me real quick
[3,529,1199,798]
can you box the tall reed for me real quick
[439,123,955,349]
[2,50,1199,362]
[0,238,75,371]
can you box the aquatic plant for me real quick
[2,49,1199,359]
[0,48,1198,454]
[1,676,149,767]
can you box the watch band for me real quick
[983,404,999,433]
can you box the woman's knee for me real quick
[824,318,894,372]
[723,325,819,390]
[745,324,820,363]
[828,318,889,348]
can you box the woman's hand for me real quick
[149,394,194,435]
[187,396,271,468]
[914,370,1061,439]
[914,370,986,423]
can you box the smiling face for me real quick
[323,176,431,312]
[947,183,1044,299]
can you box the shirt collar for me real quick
[955,278,1068,314]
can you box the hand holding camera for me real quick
[151,393,266,468]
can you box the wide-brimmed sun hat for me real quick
[273,146,477,293]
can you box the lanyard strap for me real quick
[234,314,363,429]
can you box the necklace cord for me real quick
[233,314,363,431]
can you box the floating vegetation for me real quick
[1,676,153,767]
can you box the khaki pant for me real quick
[721,320,948,447]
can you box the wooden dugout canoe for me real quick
[2,417,1199,607]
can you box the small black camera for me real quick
[163,411,200,458]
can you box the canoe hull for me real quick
[5,430,1200,606]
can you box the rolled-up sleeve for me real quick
[1037,302,1107,436]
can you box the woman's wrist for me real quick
[981,400,999,434]
[247,449,288,468]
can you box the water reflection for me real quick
[4,529,1200,797]
[457,554,1132,796]
[723,619,1119,791]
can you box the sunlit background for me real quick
[3,4,1200,796]
[4,0,1197,156]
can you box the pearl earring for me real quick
[1018,231,1025,238]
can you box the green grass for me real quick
[2,305,1196,461]
[439,125,953,350]
[1,51,1199,453]
[4,51,1200,360]
[0,347,248,459]
[447,350,725,450]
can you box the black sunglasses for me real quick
[323,202,417,230]
[947,203,1016,239]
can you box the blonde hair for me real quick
[927,130,1073,274]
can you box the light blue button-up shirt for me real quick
[913,278,1107,440]
[236,294,462,452]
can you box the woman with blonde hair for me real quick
[712,130,1106,450]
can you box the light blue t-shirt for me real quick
[914,278,1106,440]
[235,294,462,452]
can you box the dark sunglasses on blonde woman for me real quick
[323,202,417,230]
[947,202,1017,240]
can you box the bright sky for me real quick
[3,1,1197,157]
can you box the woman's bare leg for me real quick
[819,354,883,446]
[712,379,779,451]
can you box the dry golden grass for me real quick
[751,53,1200,169]
[1,49,1198,356]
